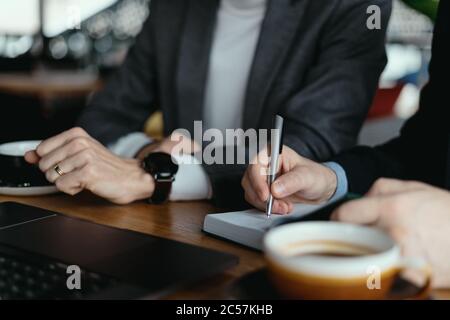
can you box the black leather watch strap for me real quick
[149,177,174,204]
[142,152,178,204]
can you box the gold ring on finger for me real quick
[54,164,64,177]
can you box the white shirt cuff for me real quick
[108,132,152,158]
[322,162,349,201]
[170,154,213,201]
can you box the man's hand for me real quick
[25,127,154,204]
[241,146,338,214]
[332,178,450,288]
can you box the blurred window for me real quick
[44,0,118,37]
[0,0,40,35]
[388,0,434,47]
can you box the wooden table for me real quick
[0,70,102,99]
[0,193,448,300]
[0,193,264,299]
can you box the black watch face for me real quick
[144,152,179,178]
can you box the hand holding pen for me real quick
[242,128,339,215]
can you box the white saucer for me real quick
[0,185,58,196]
[0,140,41,156]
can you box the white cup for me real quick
[264,222,432,300]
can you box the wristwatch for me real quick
[142,152,179,204]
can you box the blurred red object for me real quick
[367,84,404,119]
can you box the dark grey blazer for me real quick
[78,0,391,208]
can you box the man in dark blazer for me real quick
[25,0,391,207]
[242,0,450,287]
[242,0,449,213]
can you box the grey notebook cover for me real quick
[203,202,329,250]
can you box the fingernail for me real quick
[273,182,285,196]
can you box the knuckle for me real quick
[70,127,87,137]
[73,137,90,149]
[81,149,95,161]
[36,143,46,157]
[67,188,79,196]
[45,170,54,182]
[55,179,63,189]
[38,160,48,172]
[70,138,87,151]
[55,179,68,193]
[373,178,389,191]
[57,183,77,196]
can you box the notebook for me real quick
[203,202,331,250]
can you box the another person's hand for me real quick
[241,146,338,214]
[25,127,154,204]
[332,178,450,288]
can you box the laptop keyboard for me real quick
[0,253,117,300]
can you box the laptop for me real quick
[0,202,238,299]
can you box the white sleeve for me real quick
[169,154,213,201]
[108,132,152,158]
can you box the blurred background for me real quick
[0,0,439,146]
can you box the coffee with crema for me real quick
[281,240,378,258]
[264,222,431,300]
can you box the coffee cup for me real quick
[0,141,50,187]
[264,222,431,300]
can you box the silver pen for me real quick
[266,115,284,218]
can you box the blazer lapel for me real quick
[243,0,310,130]
[176,0,219,133]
